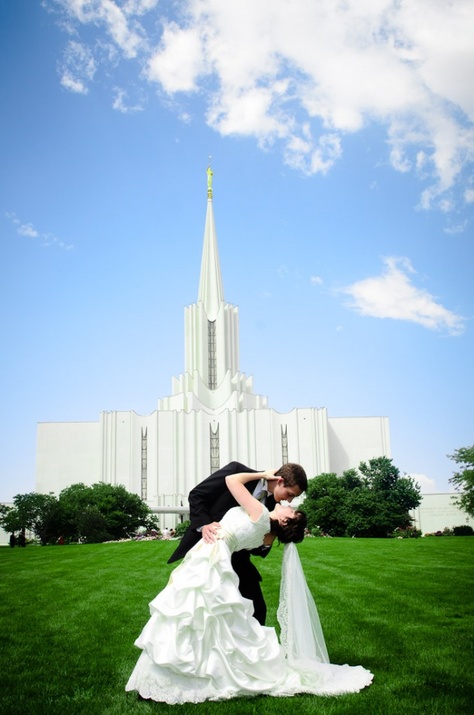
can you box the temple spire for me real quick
[198,162,224,320]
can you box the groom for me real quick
[168,461,307,625]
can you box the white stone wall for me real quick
[35,405,393,530]
[327,416,391,475]
[411,493,472,534]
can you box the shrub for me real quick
[453,524,474,536]
[174,520,190,538]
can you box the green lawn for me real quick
[1,537,473,715]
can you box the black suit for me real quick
[168,461,275,625]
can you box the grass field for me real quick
[1,537,473,715]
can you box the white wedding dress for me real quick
[125,506,373,703]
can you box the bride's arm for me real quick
[225,470,277,521]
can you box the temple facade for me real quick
[36,167,391,526]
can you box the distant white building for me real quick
[411,493,472,534]
[35,167,393,527]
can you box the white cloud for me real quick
[341,256,465,335]
[443,220,467,236]
[47,0,474,208]
[409,473,438,494]
[310,134,343,175]
[207,84,289,144]
[41,233,74,250]
[465,188,474,204]
[146,23,204,93]
[6,212,74,250]
[52,0,147,58]
[140,0,474,205]
[61,71,88,94]
[59,41,96,93]
[17,223,39,238]
[4,213,40,238]
[112,87,145,113]
[122,0,158,15]
[310,276,323,286]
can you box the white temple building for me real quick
[36,167,391,526]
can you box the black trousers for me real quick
[231,551,266,626]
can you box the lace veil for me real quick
[277,542,329,665]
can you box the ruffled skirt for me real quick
[125,539,373,703]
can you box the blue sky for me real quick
[1,0,473,502]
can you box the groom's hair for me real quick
[270,510,307,544]
[275,463,308,492]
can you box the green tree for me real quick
[58,482,158,543]
[358,456,400,491]
[343,487,395,537]
[303,458,421,537]
[449,445,474,517]
[353,458,420,535]
[0,493,62,545]
[340,468,363,491]
[1,484,159,545]
[57,483,93,541]
[76,505,111,543]
[0,504,22,535]
[304,473,349,536]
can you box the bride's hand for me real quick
[263,469,279,482]
[201,522,221,543]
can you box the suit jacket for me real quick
[168,461,275,564]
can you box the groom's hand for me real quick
[201,522,221,543]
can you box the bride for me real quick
[125,470,373,703]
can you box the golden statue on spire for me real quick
[207,157,213,199]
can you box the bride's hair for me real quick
[270,510,307,544]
